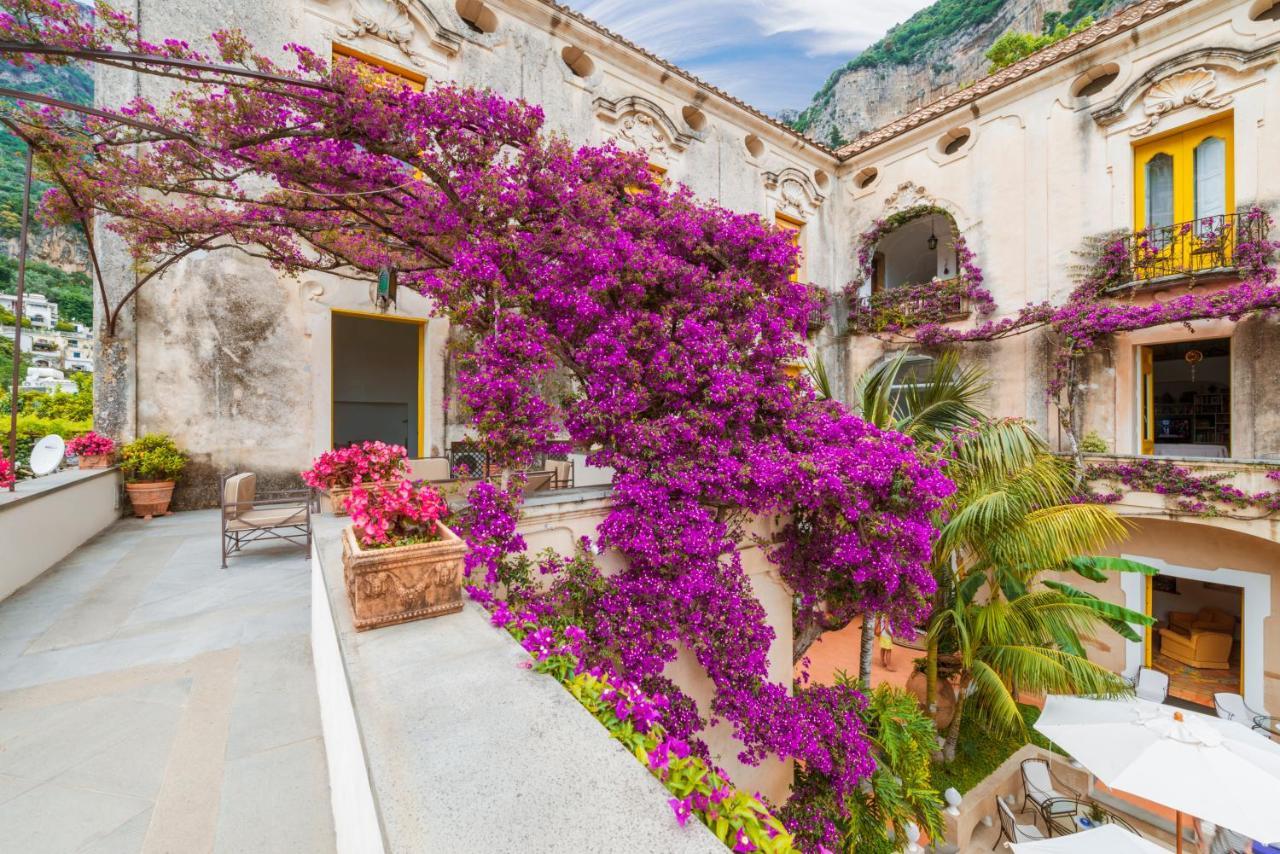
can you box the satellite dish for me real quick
[30,434,65,476]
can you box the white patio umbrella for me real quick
[1035,695,1280,853]
[1010,823,1169,853]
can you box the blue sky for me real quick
[570,1,934,115]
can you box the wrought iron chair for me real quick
[1133,665,1169,703]
[1214,692,1278,735]
[220,472,312,569]
[996,797,1046,849]
[1020,758,1072,826]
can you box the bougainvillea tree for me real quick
[0,4,952,847]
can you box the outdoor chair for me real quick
[1133,665,1170,703]
[1020,758,1070,825]
[1214,692,1278,735]
[522,470,554,496]
[548,458,574,489]
[996,797,1046,849]
[220,472,312,569]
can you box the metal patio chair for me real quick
[220,472,313,568]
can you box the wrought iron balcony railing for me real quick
[1114,211,1268,289]
[848,275,970,334]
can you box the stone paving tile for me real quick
[0,510,336,854]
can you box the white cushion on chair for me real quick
[227,506,307,531]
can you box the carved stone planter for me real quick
[78,454,113,469]
[341,522,467,631]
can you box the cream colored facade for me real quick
[98,0,1280,748]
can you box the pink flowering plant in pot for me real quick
[0,457,15,489]
[341,479,466,630]
[66,431,115,468]
[301,441,408,516]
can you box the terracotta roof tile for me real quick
[836,0,1191,158]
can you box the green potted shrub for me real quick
[119,433,187,518]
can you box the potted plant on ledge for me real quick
[301,441,409,516]
[340,478,466,631]
[67,431,115,469]
[119,433,187,519]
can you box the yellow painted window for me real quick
[332,43,427,93]
[1133,114,1234,233]
[775,213,805,282]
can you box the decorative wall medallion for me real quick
[882,181,933,212]
[763,167,825,217]
[338,0,428,66]
[1130,68,1233,137]
[594,96,698,169]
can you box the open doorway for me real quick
[1140,337,1230,457]
[331,312,423,457]
[1150,573,1242,709]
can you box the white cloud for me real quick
[747,0,936,56]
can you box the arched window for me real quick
[873,212,954,291]
[888,354,936,420]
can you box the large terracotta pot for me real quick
[78,454,113,469]
[341,522,467,631]
[906,668,957,732]
[125,480,176,519]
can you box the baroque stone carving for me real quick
[882,181,933,213]
[338,0,428,67]
[341,523,467,630]
[1130,67,1233,137]
[594,96,697,167]
[764,167,825,218]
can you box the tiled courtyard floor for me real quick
[0,510,335,854]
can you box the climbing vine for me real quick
[847,205,995,334]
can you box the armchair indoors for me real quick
[1159,627,1232,669]
[1168,607,1234,635]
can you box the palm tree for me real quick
[838,351,1154,756]
[843,351,988,686]
[926,416,1155,760]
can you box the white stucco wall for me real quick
[0,468,122,602]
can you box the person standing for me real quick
[876,614,895,671]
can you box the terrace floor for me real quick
[0,510,335,854]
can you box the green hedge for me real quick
[929,704,1057,794]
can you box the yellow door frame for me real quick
[330,308,426,457]
[1139,345,1155,455]
[1144,574,1154,668]
[775,212,806,282]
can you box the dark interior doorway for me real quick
[1146,337,1230,457]
[331,312,421,457]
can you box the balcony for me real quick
[1108,211,1270,292]
[848,275,972,335]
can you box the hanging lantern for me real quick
[1185,348,1203,382]
[927,219,939,252]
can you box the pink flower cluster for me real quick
[1080,457,1280,518]
[301,441,408,491]
[66,431,114,457]
[0,457,15,489]
[347,478,450,548]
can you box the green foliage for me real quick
[833,680,945,853]
[0,257,94,326]
[851,350,988,445]
[0,58,92,239]
[4,413,91,473]
[928,703,1053,794]
[0,333,29,384]
[118,433,187,483]
[984,18,1093,73]
[1079,430,1109,453]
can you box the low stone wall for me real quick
[309,517,722,854]
[0,467,121,602]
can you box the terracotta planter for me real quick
[78,454,113,469]
[323,479,401,516]
[341,522,467,631]
[125,480,176,519]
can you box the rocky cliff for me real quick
[792,0,1125,147]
